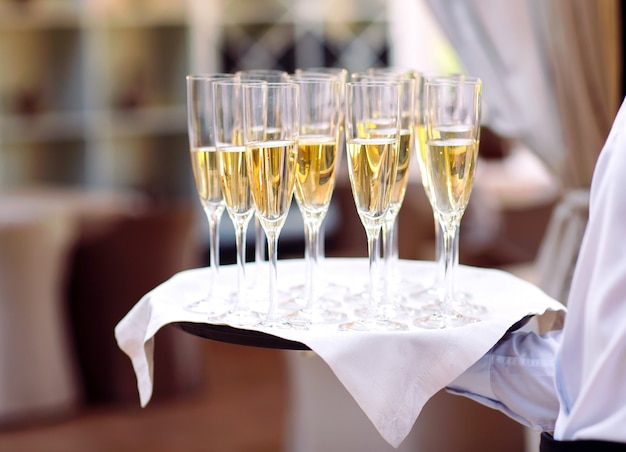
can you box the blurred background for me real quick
[0,0,622,451]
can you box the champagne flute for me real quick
[242,82,299,327]
[237,70,291,285]
[412,73,484,315]
[339,80,407,332]
[294,67,350,298]
[213,79,262,325]
[353,70,419,316]
[414,76,482,329]
[288,75,346,327]
[185,73,235,315]
[410,72,446,308]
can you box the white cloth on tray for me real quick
[115,257,564,448]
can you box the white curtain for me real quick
[422,0,621,302]
[422,0,620,187]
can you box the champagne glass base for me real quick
[413,311,479,329]
[408,285,440,302]
[454,300,488,317]
[287,307,347,330]
[339,317,408,332]
[279,296,305,313]
[323,281,353,302]
[185,297,231,318]
[284,283,347,310]
[353,302,410,321]
[452,291,487,317]
[260,317,293,329]
[218,308,263,327]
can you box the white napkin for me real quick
[115,257,564,448]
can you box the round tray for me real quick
[174,321,310,351]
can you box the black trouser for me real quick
[540,432,626,451]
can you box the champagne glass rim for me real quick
[291,73,337,81]
[424,74,482,86]
[213,79,266,87]
[236,68,288,73]
[295,66,347,72]
[366,67,419,79]
[352,72,411,82]
[346,79,402,87]
[186,73,236,81]
[295,67,348,80]
[291,75,342,86]
[235,69,290,79]
[242,81,299,89]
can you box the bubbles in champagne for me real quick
[346,137,397,230]
[246,140,298,232]
[190,146,225,214]
[295,136,338,219]
[218,146,254,224]
[425,137,478,221]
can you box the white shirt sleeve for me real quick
[551,97,626,443]
[447,328,561,432]
[449,96,626,443]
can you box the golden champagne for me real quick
[232,128,245,146]
[426,138,478,218]
[295,136,338,216]
[218,145,253,219]
[190,146,223,210]
[414,123,434,201]
[246,139,298,226]
[417,124,475,204]
[389,128,412,213]
[415,123,427,167]
[346,137,397,226]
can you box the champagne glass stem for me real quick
[440,219,459,317]
[316,223,324,286]
[303,220,320,310]
[255,217,265,262]
[366,228,381,318]
[206,212,221,284]
[265,229,280,324]
[452,228,460,297]
[318,222,326,260]
[434,216,444,288]
[382,217,395,302]
[233,222,248,309]
[392,217,399,262]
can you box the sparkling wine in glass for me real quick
[213,79,263,325]
[413,74,485,315]
[414,76,482,329]
[237,69,291,273]
[288,75,346,328]
[294,67,350,299]
[354,70,419,315]
[185,73,235,315]
[242,82,299,327]
[339,80,407,332]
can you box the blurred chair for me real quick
[0,204,79,425]
[66,200,206,405]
